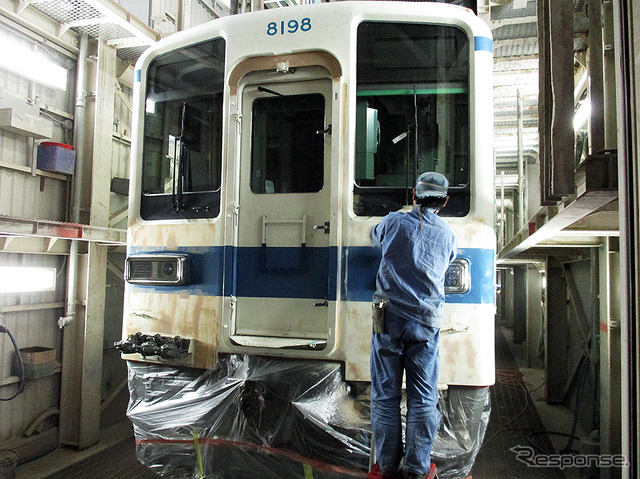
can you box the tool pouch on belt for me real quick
[372,299,387,334]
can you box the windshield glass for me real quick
[141,38,225,219]
[355,22,470,217]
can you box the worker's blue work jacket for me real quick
[370,207,457,329]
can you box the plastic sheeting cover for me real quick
[127,355,490,479]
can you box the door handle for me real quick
[313,222,330,234]
[316,125,332,135]
[313,299,328,307]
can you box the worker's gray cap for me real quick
[415,172,449,198]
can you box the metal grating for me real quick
[74,23,136,42]
[26,0,157,62]
[30,0,104,24]
[116,45,149,62]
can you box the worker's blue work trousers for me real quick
[370,310,441,476]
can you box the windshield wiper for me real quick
[172,103,189,212]
[399,87,421,205]
[258,86,286,97]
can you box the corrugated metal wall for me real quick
[0,254,63,439]
[0,27,73,222]
[0,17,133,444]
[0,24,75,440]
[1,0,220,453]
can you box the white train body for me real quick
[122,1,495,387]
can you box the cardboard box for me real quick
[13,347,56,379]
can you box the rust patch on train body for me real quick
[128,222,218,249]
[123,291,220,369]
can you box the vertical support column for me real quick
[599,239,622,479]
[602,1,617,151]
[613,0,640,474]
[517,91,526,230]
[537,0,553,204]
[502,268,515,330]
[79,242,107,448]
[588,0,605,155]
[178,0,192,31]
[526,266,544,369]
[545,257,568,403]
[90,40,116,228]
[512,266,527,344]
[59,39,116,449]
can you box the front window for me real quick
[250,93,325,194]
[355,22,470,216]
[141,38,225,220]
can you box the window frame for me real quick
[353,21,472,218]
[140,37,226,221]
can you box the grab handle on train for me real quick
[441,325,471,334]
[313,222,330,234]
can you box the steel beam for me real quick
[0,214,125,245]
[498,191,617,260]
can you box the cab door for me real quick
[231,77,335,349]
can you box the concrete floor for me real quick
[14,422,148,479]
[13,325,598,479]
[495,325,597,479]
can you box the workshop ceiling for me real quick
[22,0,593,191]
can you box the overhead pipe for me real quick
[59,33,88,329]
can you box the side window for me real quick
[355,22,470,217]
[141,38,225,220]
[250,93,325,194]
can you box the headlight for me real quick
[125,254,189,285]
[445,258,470,294]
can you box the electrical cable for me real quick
[0,317,25,401]
[480,369,533,447]
[526,355,591,455]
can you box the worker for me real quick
[367,172,457,479]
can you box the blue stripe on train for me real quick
[341,246,495,304]
[128,246,225,296]
[128,246,494,304]
[474,36,493,53]
[234,246,339,300]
